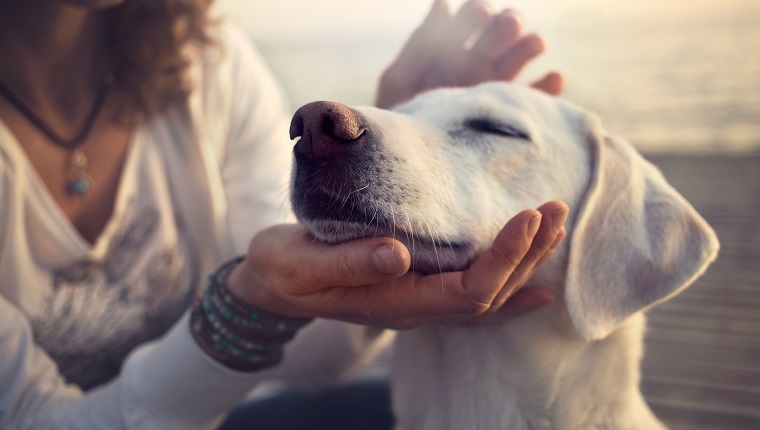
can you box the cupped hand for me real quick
[376,0,564,109]
[228,201,569,329]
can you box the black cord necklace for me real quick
[0,72,114,196]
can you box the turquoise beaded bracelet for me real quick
[190,256,312,372]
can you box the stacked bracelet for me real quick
[191,257,313,372]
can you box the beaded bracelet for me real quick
[190,256,312,372]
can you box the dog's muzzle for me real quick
[288,101,473,270]
[289,101,382,226]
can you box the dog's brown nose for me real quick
[290,101,367,160]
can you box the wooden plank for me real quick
[647,314,760,336]
[637,153,760,429]
[641,364,760,391]
[647,400,760,430]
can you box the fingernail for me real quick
[552,207,569,231]
[550,226,566,250]
[527,213,541,239]
[373,245,404,275]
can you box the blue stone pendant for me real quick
[70,176,92,195]
[68,149,92,197]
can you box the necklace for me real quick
[0,72,113,197]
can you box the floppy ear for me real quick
[565,115,720,340]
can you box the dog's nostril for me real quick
[289,113,304,140]
[290,101,368,160]
[321,114,365,142]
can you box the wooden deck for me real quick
[640,152,760,429]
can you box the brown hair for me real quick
[105,0,217,117]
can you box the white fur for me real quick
[291,82,720,429]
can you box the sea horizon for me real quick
[221,0,760,155]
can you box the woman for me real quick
[0,0,567,428]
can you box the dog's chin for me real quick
[300,218,476,274]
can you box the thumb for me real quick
[384,0,450,81]
[303,238,412,289]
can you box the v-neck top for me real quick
[0,24,334,429]
[0,117,202,389]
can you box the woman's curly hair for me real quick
[105,0,217,116]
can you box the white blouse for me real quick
[0,24,387,429]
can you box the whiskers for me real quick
[386,205,449,292]
[293,176,469,285]
[416,209,446,293]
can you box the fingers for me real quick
[375,0,450,108]
[289,200,568,328]
[396,0,449,75]
[320,209,545,327]
[237,226,415,320]
[447,0,493,50]
[403,202,567,320]
[489,202,568,308]
[377,1,561,109]
[425,0,493,88]
[534,225,566,268]
[504,202,568,290]
[495,33,546,81]
[390,204,565,322]
[531,71,565,95]
[460,208,542,309]
[236,198,568,328]
[470,10,523,61]
[314,270,466,328]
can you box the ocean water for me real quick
[251,0,760,154]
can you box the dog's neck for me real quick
[494,309,657,429]
[392,300,666,430]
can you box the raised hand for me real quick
[376,0,564,109]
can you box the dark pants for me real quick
[219,376,395,430]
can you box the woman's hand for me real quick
[376,0,564,109]
[227,201,568,329]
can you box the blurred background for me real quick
[216,0,760,428]
[215,0,760,154]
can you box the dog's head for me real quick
[289,82,719,340]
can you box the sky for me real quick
[212,0,760,153]
[213,0,564,41]
[213,0,749,41]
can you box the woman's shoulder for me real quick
[193,22,286,106]
[184,22,289,151]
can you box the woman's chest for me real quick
[0,128,202,388]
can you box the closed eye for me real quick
[464,118,531,141]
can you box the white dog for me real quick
[288,82,719,430]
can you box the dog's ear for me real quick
[565,115,719,340]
